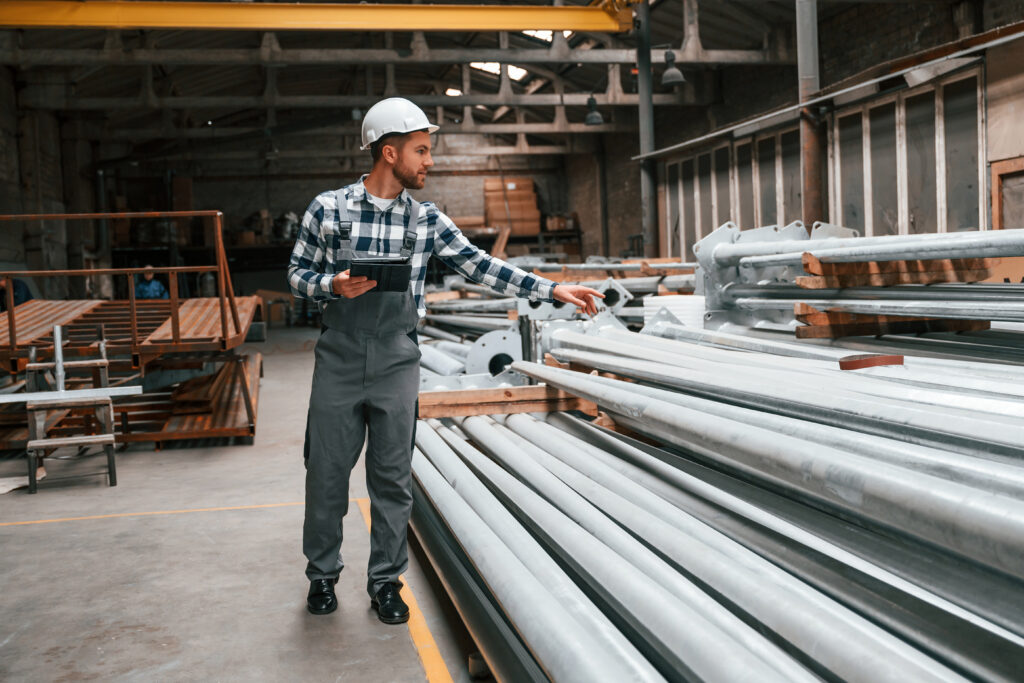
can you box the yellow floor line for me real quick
[0,501,304,527]
[357,497,454,683]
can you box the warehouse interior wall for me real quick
[650,1,1024,258]
[986,38,1024,163]
[0,66,25,266]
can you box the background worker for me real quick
[287,97,603,622]
[135,265,169,300]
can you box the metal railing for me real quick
[0,210,240,359]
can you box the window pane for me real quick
[681,159,696,260]
[839,113,864,231]
[667,163,680,257]
[736,143,754,227]
[781,129,802,224]
[944,77,979,231]
[906,92,937,234]
[870,103,899,235]
[714,146,731,226]
[697,153,713,239]
[757,138,777,225]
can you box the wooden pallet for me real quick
[794,303,990,339]
[0,353,261,449]
[418,384,598,419]
[798,254,994,289]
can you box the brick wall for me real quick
[819,4,957,86]
[984,0,1024,28]
[566,153,602,257]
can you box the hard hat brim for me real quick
[360,124,440,151]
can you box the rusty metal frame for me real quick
[0,210,241,370]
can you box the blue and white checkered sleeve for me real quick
[432,211,556,301]
[287,195,340,301]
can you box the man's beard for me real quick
[392,162,425,190]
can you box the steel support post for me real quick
[796,0,823,227]
[636,0,658,257]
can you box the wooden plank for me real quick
[419,384,572,406]
[0,300,104,346]
[796,268,992,289]
[801,253,992,276]
[144,296,259,344]
[796,319,990,339]
[27,396,113,409]
[27,434,115,449]
[418,383,598,418]
[417,397,597,419]
[796,310,946,326]
[425,291,463,303]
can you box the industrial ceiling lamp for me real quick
[584,95,604,126]
[662,50,685,87]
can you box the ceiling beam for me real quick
[0,1,633,33]
[73,120,637,142]
[0,45,794,67]
[18,91,702,110]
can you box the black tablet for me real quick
[349,257,413,292]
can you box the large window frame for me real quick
[827,67,987,235]
[663,126,801,260]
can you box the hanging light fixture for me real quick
[661,49,685,86]
[584,95,604,126]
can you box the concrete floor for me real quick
[0,327,478,683]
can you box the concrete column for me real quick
[60,122,94,298]
[17,101,68,297]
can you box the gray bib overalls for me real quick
[302,192,422,598]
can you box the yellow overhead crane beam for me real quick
[0,1,634,33]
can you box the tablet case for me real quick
[350,257,413,292]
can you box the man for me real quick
[287,97,603,622]
[0,278,33,312]
[135,266,169,299]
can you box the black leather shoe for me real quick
[307,578,337,615]
[371,583,409,624]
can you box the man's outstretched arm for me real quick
[432,212,603,314]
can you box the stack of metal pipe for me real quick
[695,221,1024,329]
[410,319,1024,681]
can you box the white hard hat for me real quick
[360,97,439,150]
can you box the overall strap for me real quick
[401,197,421,260]
[334,189,355,260]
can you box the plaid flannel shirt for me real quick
[287,176,557,316]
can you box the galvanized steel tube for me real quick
[425,313,515,332]
[737,230,1024,269]
[428,298,516,313]
[710,228,1024,267]
[549,330,1024,458]
[418,344,465,375]
[416,423,666,683]
[511,361,1024,581]
[418,324,463,342]
[411,450,643,683]
[500,413,967,683]
[560,369,1024,496]
[453,415,806,683]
